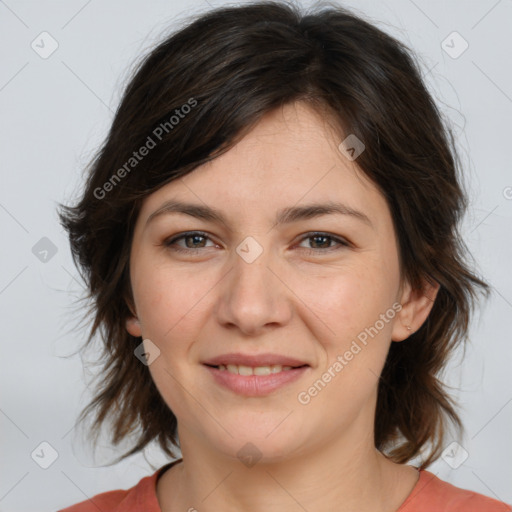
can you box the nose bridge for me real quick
[215,235,291,334]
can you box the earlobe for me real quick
[124,294,142,337]
[391,277,440,342]
[125,316,142,337]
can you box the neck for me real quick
[157,429,419,512]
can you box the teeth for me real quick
[217,364,294,375]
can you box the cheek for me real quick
[305,263,398,345]
[297,272,397,424]
[135,268,204,414]
[133,263,205,338]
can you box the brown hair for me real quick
[58,0,489,468]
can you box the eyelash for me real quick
[163,231,350,255]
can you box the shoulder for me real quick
[57,464,169,512]
[399,469,512,512]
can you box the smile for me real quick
[214,363,299,375]
[203,364,310,396]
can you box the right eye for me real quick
[163,231,219,253]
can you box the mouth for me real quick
[203,363,309,376]
[202,352,309,369]
[201,353,310,395]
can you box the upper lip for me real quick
[202,353,309,368]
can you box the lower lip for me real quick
[203,365,309,396]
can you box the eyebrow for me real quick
[145,200,373,229]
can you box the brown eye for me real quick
[164,231,216,252]
[297,232,350,253]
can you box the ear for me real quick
[125,296,142,338]
[126,315,142,337]
[391,276,440,342]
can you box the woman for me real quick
[57,1,511,510]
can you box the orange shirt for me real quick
[58,460,511,512]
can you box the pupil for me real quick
[187,235,205,248]
[312,236,329,248]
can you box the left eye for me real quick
[163,231,349,254]
[164,231,216,252]
[297,233,349,252]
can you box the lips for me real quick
[202,352,309,368]
[204,364,310,396]
[202,353,310,396]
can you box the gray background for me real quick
[0,0,511,510]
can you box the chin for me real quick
[206,423,307,464]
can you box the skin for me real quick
[125,101,439,512]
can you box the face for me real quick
[126,101,436,462]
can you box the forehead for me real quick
[136,102,389,231]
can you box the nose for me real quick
[214,239,293,336]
